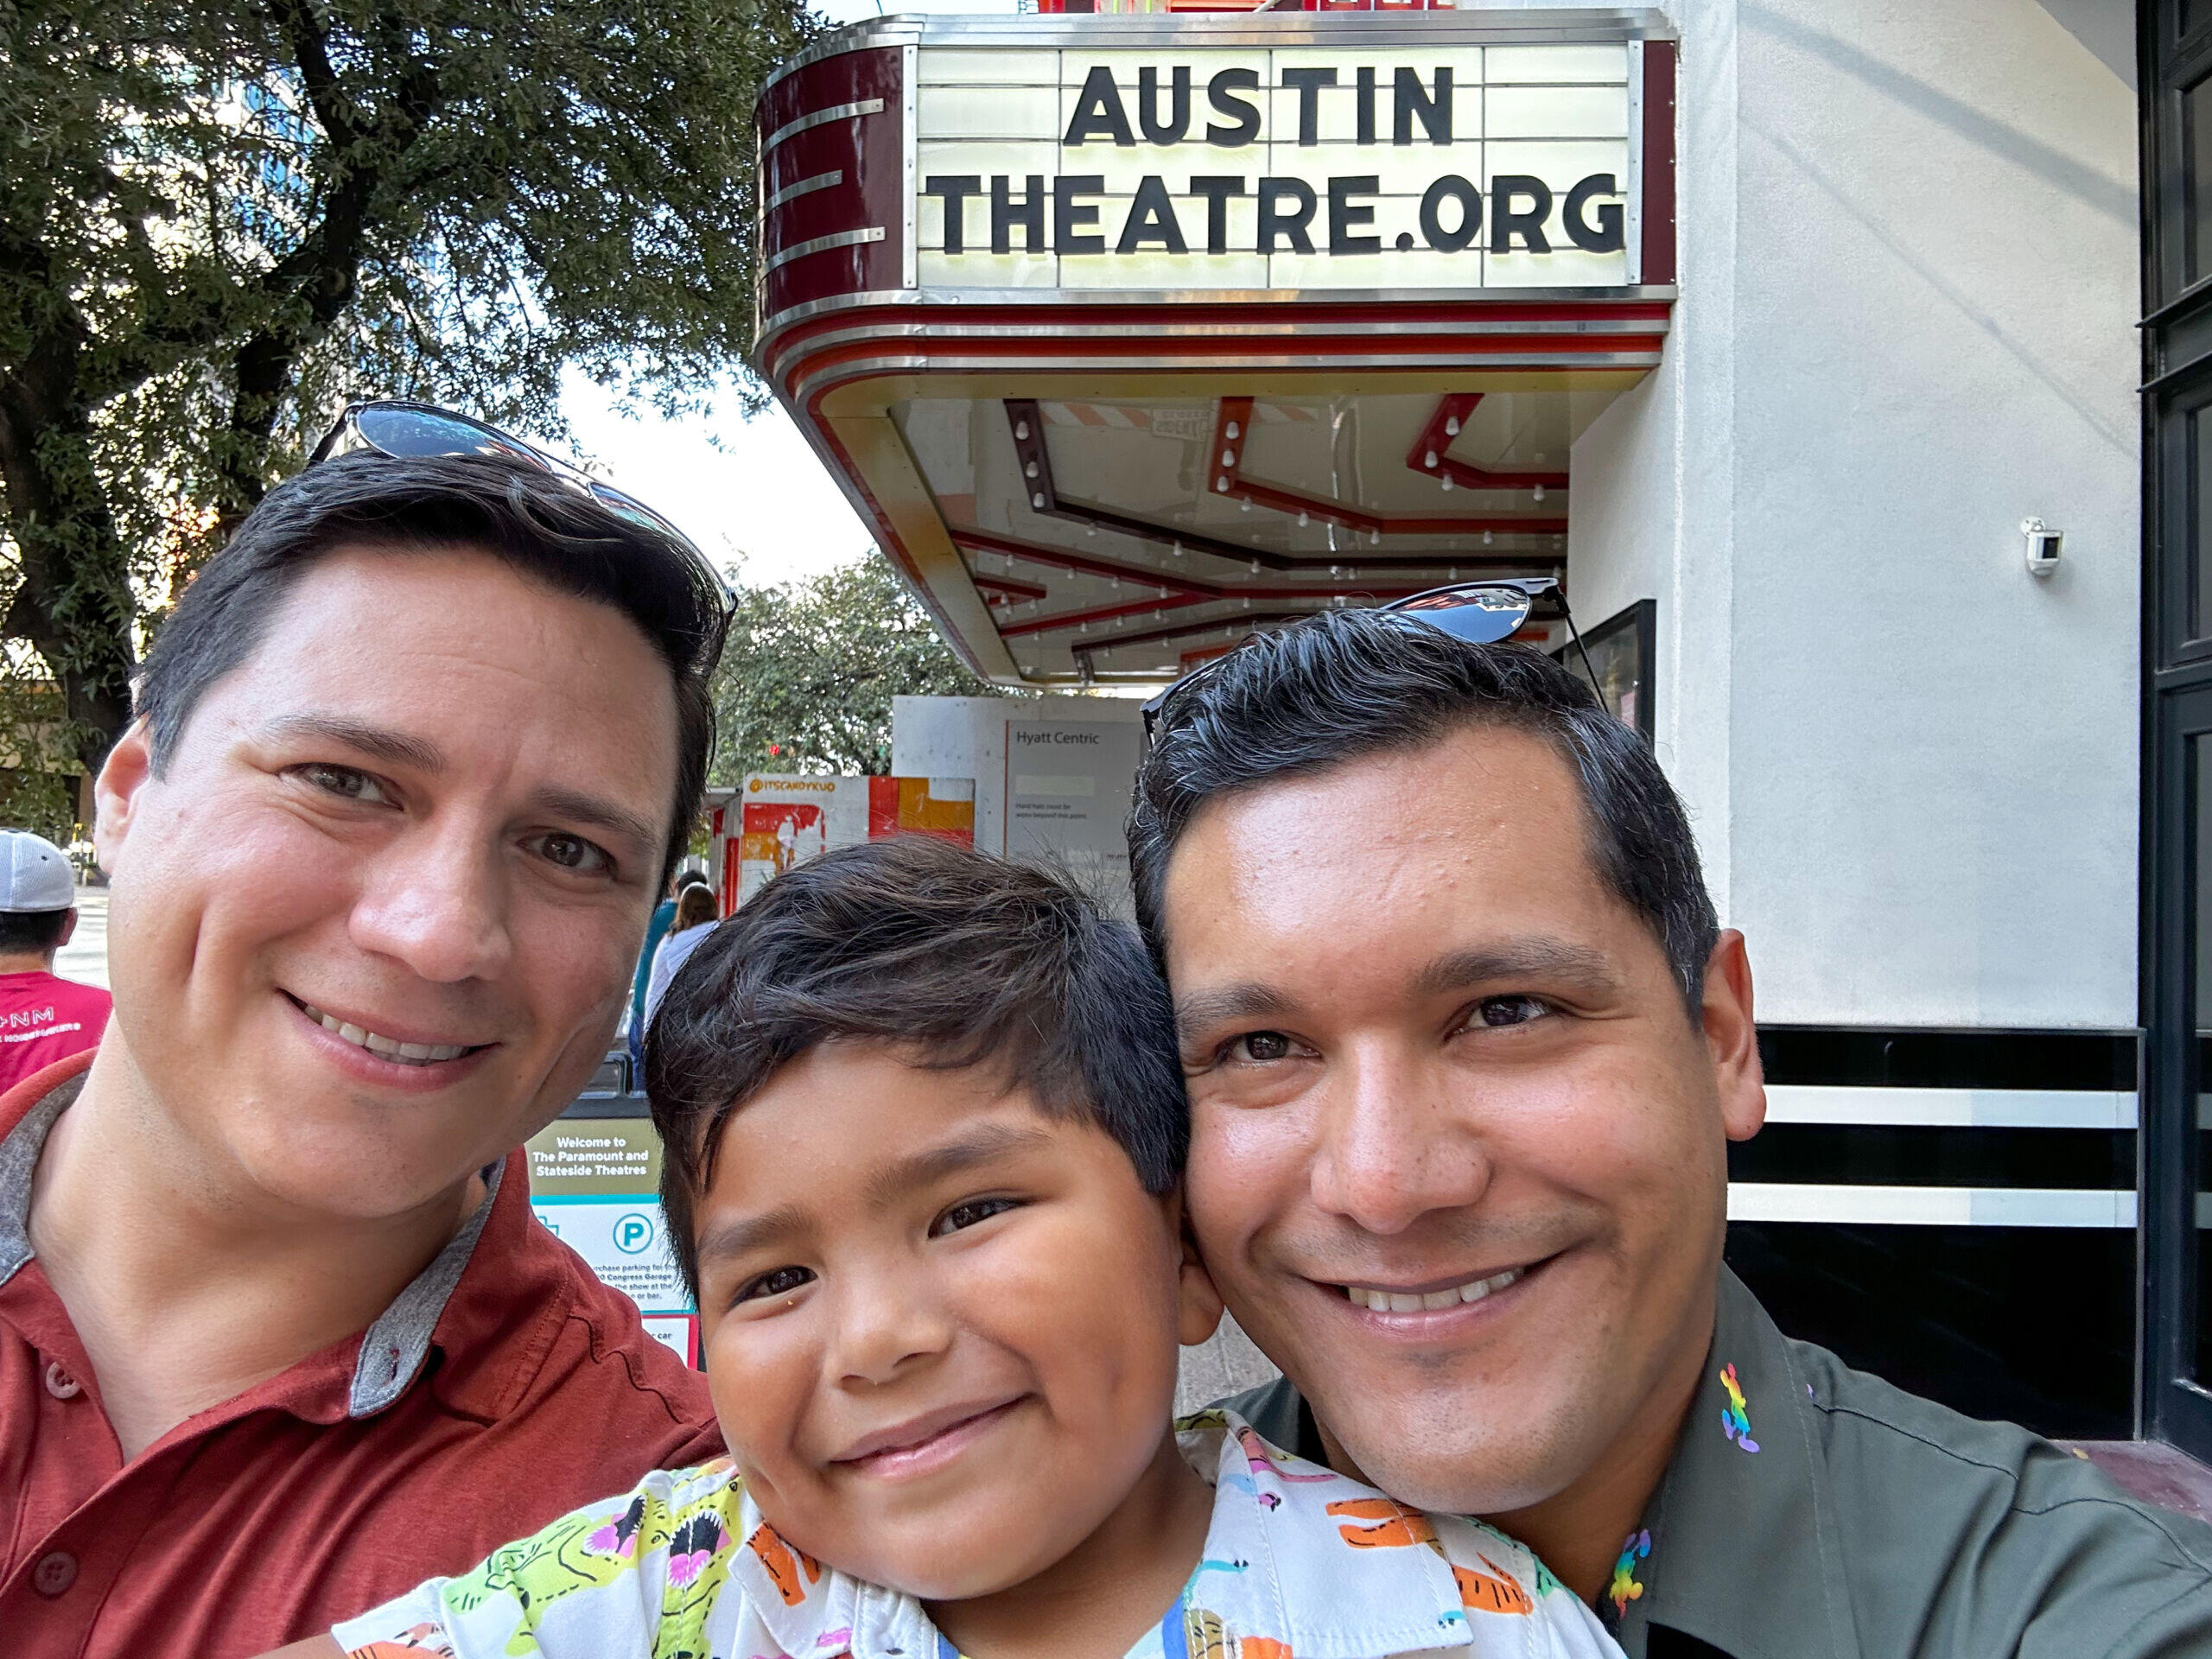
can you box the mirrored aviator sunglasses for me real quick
[1141,575,1608,748]
[308,399,715,569]
[1384,576,1550,643]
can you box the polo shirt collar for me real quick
[348,1158,503,1415]
[0,1062,507,1423]
[736,1410,1476,1659]
[1611,1268,1860,1659]
[0,1065,80,1287]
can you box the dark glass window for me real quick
[2196,734,2212,1381]
[2190,79,2212,284]
[2195,408,2212,639]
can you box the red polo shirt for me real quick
[0,1052,723,1658]
[0,972,109,1096]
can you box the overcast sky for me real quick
[558,372,869,590]
[557,0,1020,589]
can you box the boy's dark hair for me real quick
[135,451,728,888]
[645,836,1186,1298]
[0,910,70,956]
[1128,608,1719,1014]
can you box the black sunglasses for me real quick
[1140,576,1608,746]
[308,399,713,570]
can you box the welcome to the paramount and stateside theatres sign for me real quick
[914,42,1639,291]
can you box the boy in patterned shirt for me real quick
[281,839,1620,1659]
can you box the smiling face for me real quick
[694,1041,1218,1600]
[1163,722,1764,1517]
[92,545,679,1219]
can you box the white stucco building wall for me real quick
[1567,0,2141,1029]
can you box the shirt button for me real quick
[42,1361,81,1400]
[31,1551,77,1597]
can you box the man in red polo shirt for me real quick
[0,437,730,1657]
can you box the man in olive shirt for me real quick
[1130,608,2212,1656]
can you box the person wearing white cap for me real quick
[0,830,109,1096]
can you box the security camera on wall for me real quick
[2023,518,2063,578]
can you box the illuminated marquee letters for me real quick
[926,166,1625,257]
[914,46,1638,287]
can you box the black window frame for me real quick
[2141,0,2212,1459]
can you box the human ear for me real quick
[1701,930,1766,1143]
[92,718,156,877]
[1164,1189,1226,1347]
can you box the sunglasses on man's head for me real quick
[308,399,713,572]
[1140,576,1609,747]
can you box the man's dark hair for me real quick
[135,451,728,887]
[1128,608,1719,1014]
[645,836,1186,1297]
[0,910,70,956]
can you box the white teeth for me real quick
[298,1002,469,1065]
[1346,1267,1526,1313]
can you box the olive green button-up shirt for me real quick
[1227,1268,2212,1657]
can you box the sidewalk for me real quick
[56,885,107,990]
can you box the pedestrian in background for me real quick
[628,869,712,1076]
[0,830,110,1094]
[641,880,718,1034]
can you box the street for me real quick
[58,885,106,990]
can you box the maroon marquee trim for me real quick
[1641,41,1677,287]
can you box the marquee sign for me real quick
[913,43,1637,292]
[757,16,1671,328]
[753,15,1675,689]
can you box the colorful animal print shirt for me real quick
[332,1408,1623,1659]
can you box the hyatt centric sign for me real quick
[914,42,1640,293]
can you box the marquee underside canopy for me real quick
[756,14,1677,685]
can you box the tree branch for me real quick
[212,1,448,528]
[261,0,370,151]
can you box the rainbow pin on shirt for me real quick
[1607,1529,1651,1618]
[1719,1363,1760,1453]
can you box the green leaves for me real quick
[712,555,1026,779]
[0,0,818,794]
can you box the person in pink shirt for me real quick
[0,830,110,1094]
